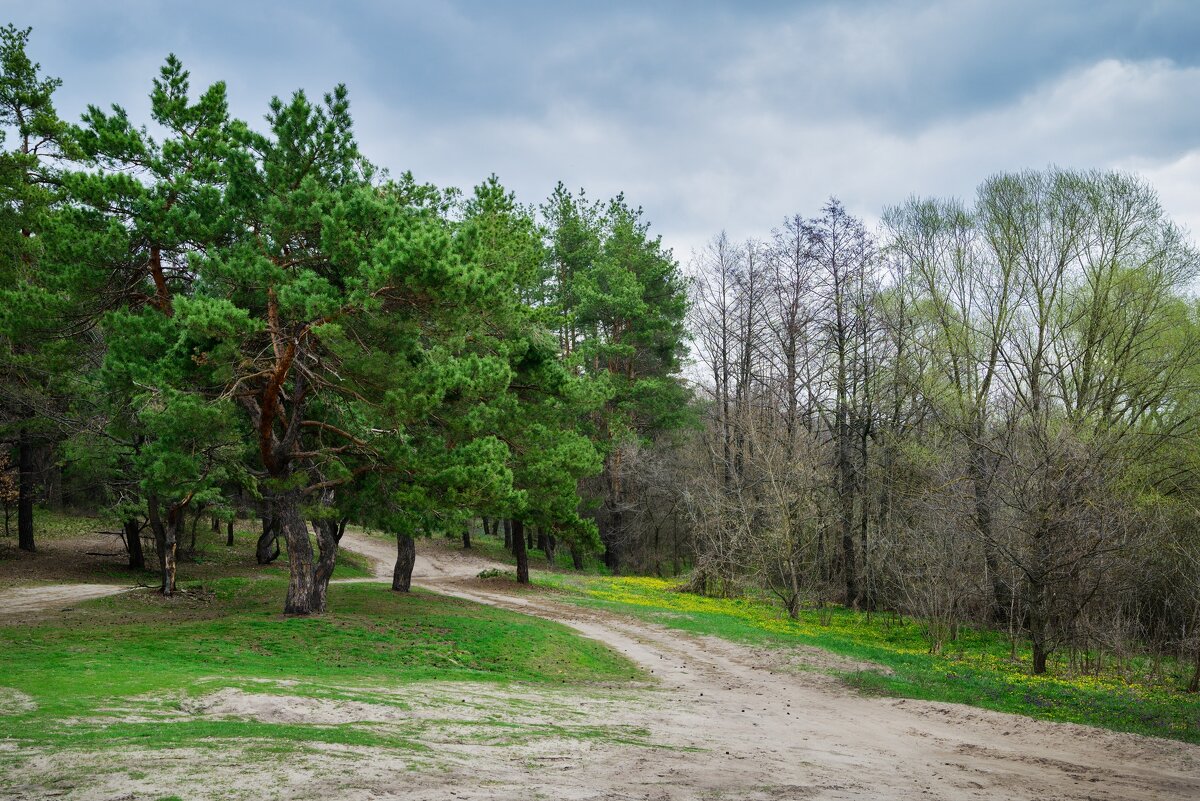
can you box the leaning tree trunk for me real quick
[274,490,316,614]
[310,517,345,612]
[256,506,280,564]
[512,519,530,584]
[393,533,416,592]
[124,518,145,571]
[17,433,34,552]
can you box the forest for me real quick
[4,19,1200,713]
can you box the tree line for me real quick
[666,174,1200,683]
[0,26,690,613]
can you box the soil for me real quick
[2,529,1198,800]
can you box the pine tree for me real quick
[0,25,76,552]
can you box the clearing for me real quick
[0,529,1196,800]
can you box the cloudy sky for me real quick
[9,0,1200,258]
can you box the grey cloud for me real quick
[5,0,1198,256]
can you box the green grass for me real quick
[0,575,640,754]
[537,573,1200,744]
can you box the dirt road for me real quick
[339,530,1200,801]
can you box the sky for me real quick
[7,0,1200,260]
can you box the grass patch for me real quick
[0,576,639,753]
[538,573,1200,744]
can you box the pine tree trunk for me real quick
[310,518,343,612]
[256,508,280,564]
[276,491,316,615]
[226,519,234,547]
[462,528,471,549]
[187,509,199,558]
[147,496,178,596]
[545,533,557,565]
[392,533,416,592]
[17,433,34,552]
[512,519,530,584]
[503,518,512,549]
[570,541,584,570]
[124,518,145,571]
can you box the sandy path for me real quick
[338,529,1200,801]
[0,583,133,620]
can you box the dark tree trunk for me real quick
[226,518,234,547]
[124,518,145,571]
[17,433,34,552]
[256,508,280,564]
[1188,648,1200,694]
[310,517,345,612]
[211,515,220,532]
[512,519,530,584]
[392,533,416,592]
[186,508,199,558]
[147,494,177,596]
[545,533,557,565]
[503,518,512,549]
[1032,638,1048,675]
[969,444,1013,623]
[536,528,548,554]
[526,525,534,550]
[276,490,316,614]
[836,411,857,606]
[462,528,471,549]
[603,514,622,574]
[481,517,492,538]
[570,542,584,570]
[1028,577,1050,675]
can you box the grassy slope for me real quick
[538,573,1200,744]
[0,575,639,754]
